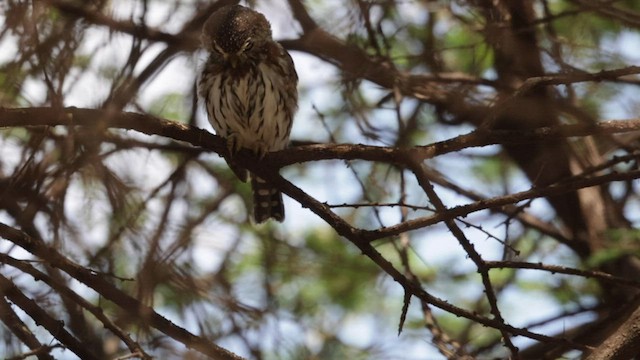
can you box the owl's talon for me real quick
[226,134,243,156]
[255,141,269,159]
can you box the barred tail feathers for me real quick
[251,176,284,223]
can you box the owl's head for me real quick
[202,5,272,66]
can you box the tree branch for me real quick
[584,301,640,360]
[0,253,152,359]
[0,296,55,360]
[0,275,98,360]
[0,223,245,360]
[1,107,639,166]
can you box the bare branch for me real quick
[0,223,245,360]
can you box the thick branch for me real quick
[584,302,640,360]
[1,107,639,167]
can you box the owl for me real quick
[198,5,298,222]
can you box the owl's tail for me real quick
[251,176,284,223]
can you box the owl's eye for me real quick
[212,40,226,55]
[241,39,253,52]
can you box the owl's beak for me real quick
[226,54,240,68]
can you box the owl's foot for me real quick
[224,134,274,160]
[255,149,268,159]
[225,133,243,156]
[253,140,270,159]
[223,134,249,182]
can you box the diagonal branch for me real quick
[0,224,245,360]
[0,274,98,360]
[0,296,55,360]
[361,168,640,242]
[409,160,519,356]
[584,299,640,360]
[246,162,587,350]
[0,254,153,359]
